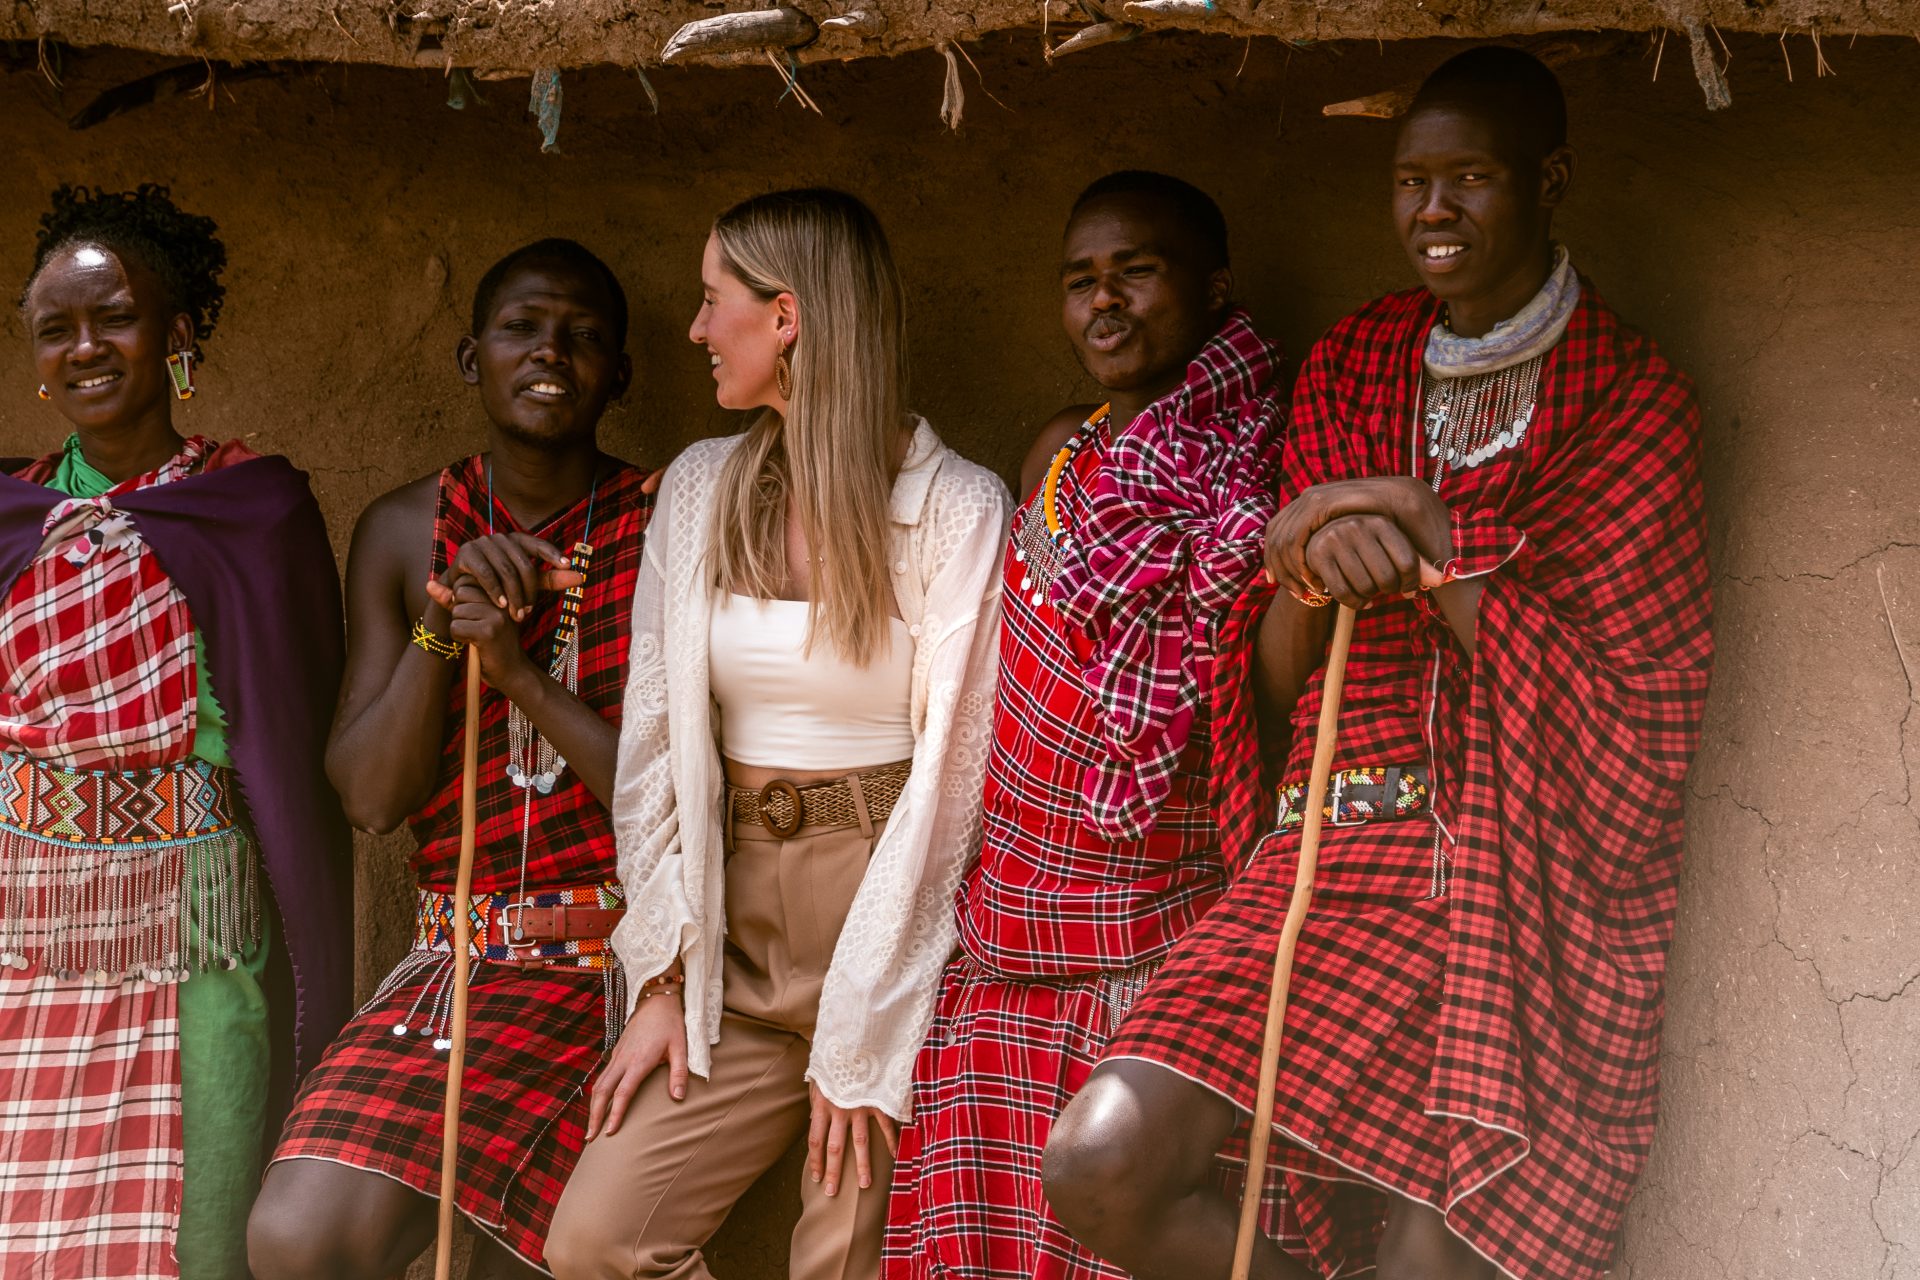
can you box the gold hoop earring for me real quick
[775,351,793,400]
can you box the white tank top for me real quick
[708,593,916,770]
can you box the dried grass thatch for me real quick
[2,0,1909,74]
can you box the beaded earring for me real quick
[166,350,196,401]
[37,385,50,401]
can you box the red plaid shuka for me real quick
[888,319,1288,1279]
[1107,283,1714,1280]
[0,436,248,770]
[884,959,1298,1280]
[273,454,650,1271]
[953,410,1222,978]
[1053,311,1289,843]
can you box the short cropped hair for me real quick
[470,237,628,348]
[1071,170,1230,271]
[1412,46,1568,162]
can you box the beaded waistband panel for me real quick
[0,749,240,846]
[0,752,259,982]
[411,881,624,969]
[371,881,629,1052]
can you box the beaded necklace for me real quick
[487,459,598,906]
[1418,352,1544,492]
[1013,405,1111,608]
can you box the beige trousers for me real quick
[547,809,892,1280]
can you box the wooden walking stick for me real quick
[435,647,484,1280]
[1230,602,1359,1280]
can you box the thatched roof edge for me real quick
[2,0,1909,73]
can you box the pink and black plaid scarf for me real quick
[1053,310,1287,841]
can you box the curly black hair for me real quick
[23,184,228,359]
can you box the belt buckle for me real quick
[497,899,545,963]
[759,779,804,839]
[1326,771,1367,827]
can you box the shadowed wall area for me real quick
[2,31,1916,1278]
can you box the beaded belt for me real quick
[412,881,624,970]
[726,760,911,839]
[0,751,256,981]
[1275,766,1431,831]
[0,750,240,846]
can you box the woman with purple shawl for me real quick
[0,185,351,1280]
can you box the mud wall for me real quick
[2,31,1916,1279]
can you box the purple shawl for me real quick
[0,454,353,1106]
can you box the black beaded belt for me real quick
[1275,766,1431,831]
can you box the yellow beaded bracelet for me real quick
[410,620,461,661]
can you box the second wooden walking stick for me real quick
[435,647,484,1280]
[1230,602,1359,1280]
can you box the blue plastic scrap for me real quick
[530,68,563,152]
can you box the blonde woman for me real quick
[546,189,1009,1280]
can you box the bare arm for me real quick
[325,480,622,832]
[325,479,459,833]
[1251,587,1335,750]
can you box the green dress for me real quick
[48,436,273,1280]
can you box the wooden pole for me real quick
[1230,603,1358,1280]
[435,648,484,1280]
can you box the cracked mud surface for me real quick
[0,32,1914,1279]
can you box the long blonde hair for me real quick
[708,188,909,665]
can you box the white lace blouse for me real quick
[609,419,1011,1117]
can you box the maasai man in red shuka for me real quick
[883,172,1291,1280]
[250,240,652,1280]
[1046,48,1714,1280]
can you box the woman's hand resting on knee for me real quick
[806,1082,898,1198]
[586,994,688,1140]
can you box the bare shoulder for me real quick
[345,471,440,609]
[1018,404,1101,500]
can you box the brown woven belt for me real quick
[727,760,912,839]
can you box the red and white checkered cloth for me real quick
[883,958,1296,1280]
[0,437,217,771]
[0,435,249,1280]
[954,416,1225,979]
[895,333,1289,1276]
[1052,312,1287,842]
[0,974,183,1280]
